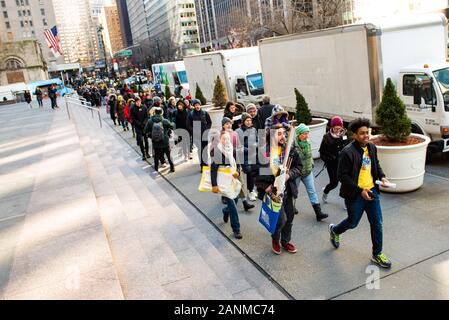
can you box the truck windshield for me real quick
[433,68,449,111]
[246,73,264,96]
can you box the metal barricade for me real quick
[65,95,102,128]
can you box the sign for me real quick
[115,50,132,57]
[95,60,106,68]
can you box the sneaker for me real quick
[371,253,392,269]
[272,240,281,255]
[281,242,297,254]
[322,188,328,204]
[329,224,340,249]
[145,153,151,159]
[248,192,257,202]
[233,231,243,239]
[142,155,146,161]
[161,163,168,168]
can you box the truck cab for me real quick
[399,63,449,152]
[234,72,265,106]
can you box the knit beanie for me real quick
[246,104,257,112]
[330,116,343,127]
[191,99,201,106]
[241,112,252,123]
[295,123,310,136]
[222,117,232,127]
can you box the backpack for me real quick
[152,122,164,142]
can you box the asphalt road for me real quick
[426,152,449,178]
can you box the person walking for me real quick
[328,118,392,269]
[264,105,290,133]
[319,116,350,203]
[35,87,43,108]
[188,99,212,170]
[256,124,303,255]
[258,96,275,128]
[236,113,259,202]
[108,94,118,125]
[24,90,32,108]
[130,97,150,161]
[173,100,190,161]
[224,101,245,130]
[125,98,135,137]
[117,95,127,131]
[295,124,328,221]
[144,107,175,172]
[246,103,263,131]
[211,130,243,239]
[48,84,58,109]
[166,96,177,122]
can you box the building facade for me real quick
[0,0,63,67]
[127,0,200,64]
[51,0,100,68]
[100,5,125,57]
[115,0,133,47]
[0,39,48,85]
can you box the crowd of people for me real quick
[66,79,393,269]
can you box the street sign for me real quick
[115,50,132,57]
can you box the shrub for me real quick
[294,88,312,125]
[164,85,173,99]
[195,83,207,105]
[212,76,228,108]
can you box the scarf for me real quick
[218,141,237,171]
[296,139,313,177]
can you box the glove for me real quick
[232,172,240,178]
[212,186,220,194]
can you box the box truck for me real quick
[184,47,265,106]
[151,61,189,96]
[258,13,449,153]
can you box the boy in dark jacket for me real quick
[188,99,212,170]
[329,118,392,269]
[256,124,303,255]
[144,107,175,172]
[130,97,150,160]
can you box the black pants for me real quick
[154,147,174,171]
[50,97,57,109]
[136,129,149,156]
[323,161,339,194]
[37,98,43,107]
[194,139,208,168]
[272,192,295,244]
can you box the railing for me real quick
[64,95,102,128]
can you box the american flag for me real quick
[44,26,63,57]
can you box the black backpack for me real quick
[152,122,164,142]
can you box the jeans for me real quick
[243,165,255,193]
[272,192,295,244]
[153,147,174,171]
[323,161,339,194]
[298,173,319,205]
[136,129,149,156]
[224,197,240,233]
[333,189,383,256]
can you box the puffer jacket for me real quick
[224,103,245,130]
[144,114,174,149]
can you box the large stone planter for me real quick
[203,105,224,129]
[371,134,431,193]
[309,118,328,159]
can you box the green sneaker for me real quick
[372,253,392,269]
[329,224,340,249]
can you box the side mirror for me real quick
[413,81,422,105]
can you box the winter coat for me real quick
[108,98,117,116]
[173,108,189,130]
[124,104,132,123]
[235,125,258,166]
[210,147,238,188]
[24,92,32,103]
[338,141,385,200]
[117,101,125,121]
[144,114,174,149]
[252,114,263,131]
[224,103,245,130]
[319,131,350,164]
[130,104,148,132]
[35,88,43,100]
[255,147,303,199]
[258,103,275,128]
[188,109,212,133]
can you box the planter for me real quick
[203,105,224,129]
[371,133,430,193]
[308,118,328,159]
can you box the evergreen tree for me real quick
[212,76,228,108]
[165,85,173,99]
[294,88,312,125]
[195,83,207,105]
[376,78,411,142]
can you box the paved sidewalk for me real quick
[105,108,449,300]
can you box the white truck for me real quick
[258,13,449,153]
[151,60,189,96]
[183,47,265,106]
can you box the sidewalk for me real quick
[105,108,449,300]
[0,101,289,300]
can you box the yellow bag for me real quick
[199,166,241,199]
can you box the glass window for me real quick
[403,74,436,105]
[246,73,265,95]
[41,8,45,15]
[5,21,10,29]
[1,1,5,8]
[18,10,21,16]
[3,10,7,18]
[20,20,24,27]
[42,18,47,26]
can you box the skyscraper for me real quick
[115,0,132,47]
[100,5,125,57]
[0,0,63,65]
[51,0,100,68]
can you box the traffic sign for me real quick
[115,50,132,57]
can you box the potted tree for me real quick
[371,78,430,192]
[195,83,207,106]
[294,88,328,159]
[207,76,229,128]
[164,85,173,99]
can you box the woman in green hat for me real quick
[295,124,328,222]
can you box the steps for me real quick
[70,103,288,300]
